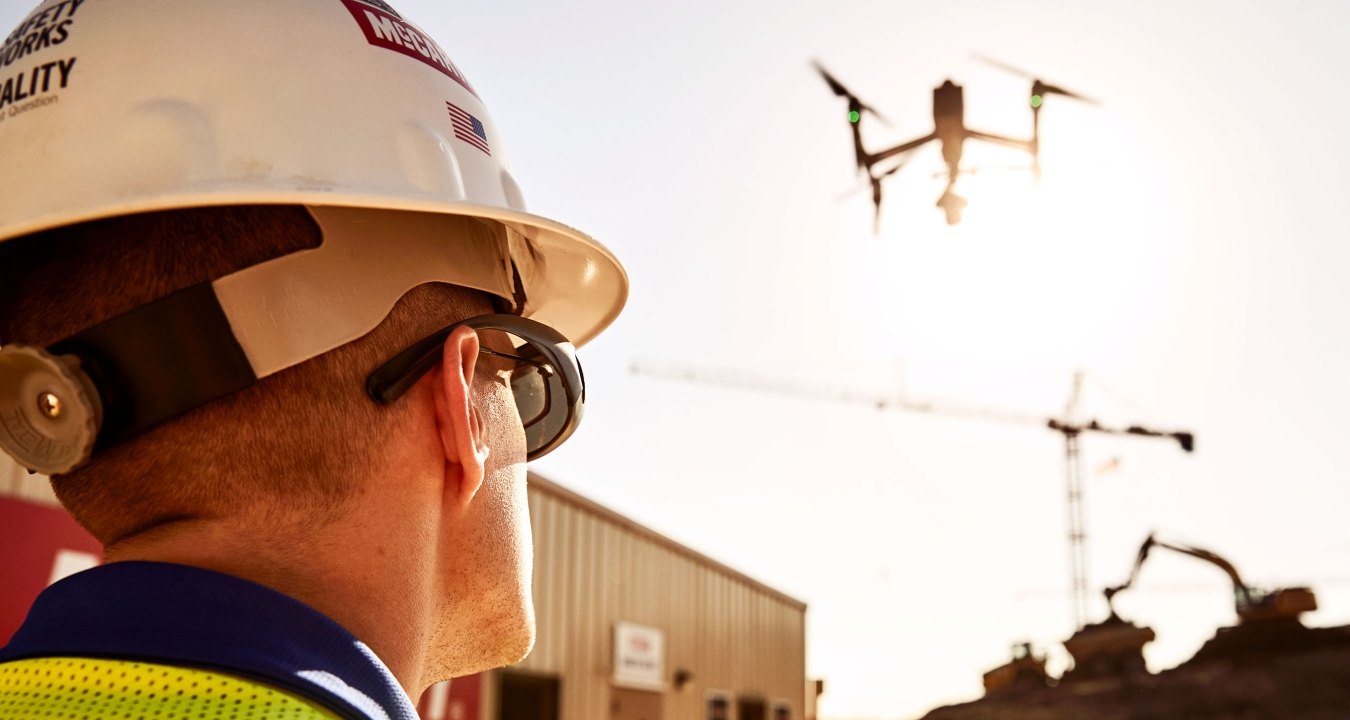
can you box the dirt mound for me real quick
[920,624,1350,720]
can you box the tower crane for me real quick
[629,360,1195,628]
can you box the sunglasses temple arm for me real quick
[366,347,444,404]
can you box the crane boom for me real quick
[631,359,1195,628]
[630,360,1191,448]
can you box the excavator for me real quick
[987,535,1323,692]
[1057,533,1317,683]
[1104,533,1317,625]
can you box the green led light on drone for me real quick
[1030,94,1044,108]
[849,110,860,123]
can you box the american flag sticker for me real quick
[446,101,490,156]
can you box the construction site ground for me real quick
[920,622,1350,720]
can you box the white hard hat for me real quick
[0,0,627,349]
[0,0,628,474]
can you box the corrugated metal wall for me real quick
[516,474,807,720]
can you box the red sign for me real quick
[0,495,103,645]
[339,0,478,98]
[417,674,482,720]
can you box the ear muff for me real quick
[0,345,103,475]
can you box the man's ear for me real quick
[432,325,489,508]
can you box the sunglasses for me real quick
[365,314,584,461]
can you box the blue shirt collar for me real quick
[0,561,418,720]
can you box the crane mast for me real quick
[1064,425,1088,626]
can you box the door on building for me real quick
[499,671,559,720]
[737,696,767,720]
[611,687,663,720]
[706,693,730,720]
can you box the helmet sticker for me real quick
[446,101,490,156]
[338,0,478,99]
[347,0,403,20]
[0,0,84,117]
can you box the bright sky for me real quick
[5,1,1349,718]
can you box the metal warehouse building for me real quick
[2,461,812,720]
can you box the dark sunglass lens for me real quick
[512,364,550,428]
[480,322,580,460]
[527,367,573,457]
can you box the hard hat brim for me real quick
[1,193,628,350]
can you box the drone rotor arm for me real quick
[967,129,1034,153]
[869,132,937,166]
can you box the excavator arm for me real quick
[1104,533,1316,623]
[1103,535,1156,616]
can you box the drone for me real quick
[815,56,1096,231]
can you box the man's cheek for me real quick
[477,382,526,461]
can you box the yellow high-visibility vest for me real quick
[0,656,343,719]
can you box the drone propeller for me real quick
[972,54,1037,80]
[1034,80,1098,105]
[812,60,891,125]
[833,157,907,234]
[972,54,1099,105]
[835,158,907,201]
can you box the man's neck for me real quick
[104,503,440,699]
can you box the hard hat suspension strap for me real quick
[0,282,257,473]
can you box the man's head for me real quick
[0,205,537,674]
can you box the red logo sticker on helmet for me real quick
[347,0,403,20]
[338,0,478,99]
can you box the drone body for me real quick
[816,59,1094,230]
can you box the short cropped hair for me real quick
[0,206,489,544]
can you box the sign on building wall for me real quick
[613,621,665,690]
[0,496,103,644]
[416,676,481,720]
